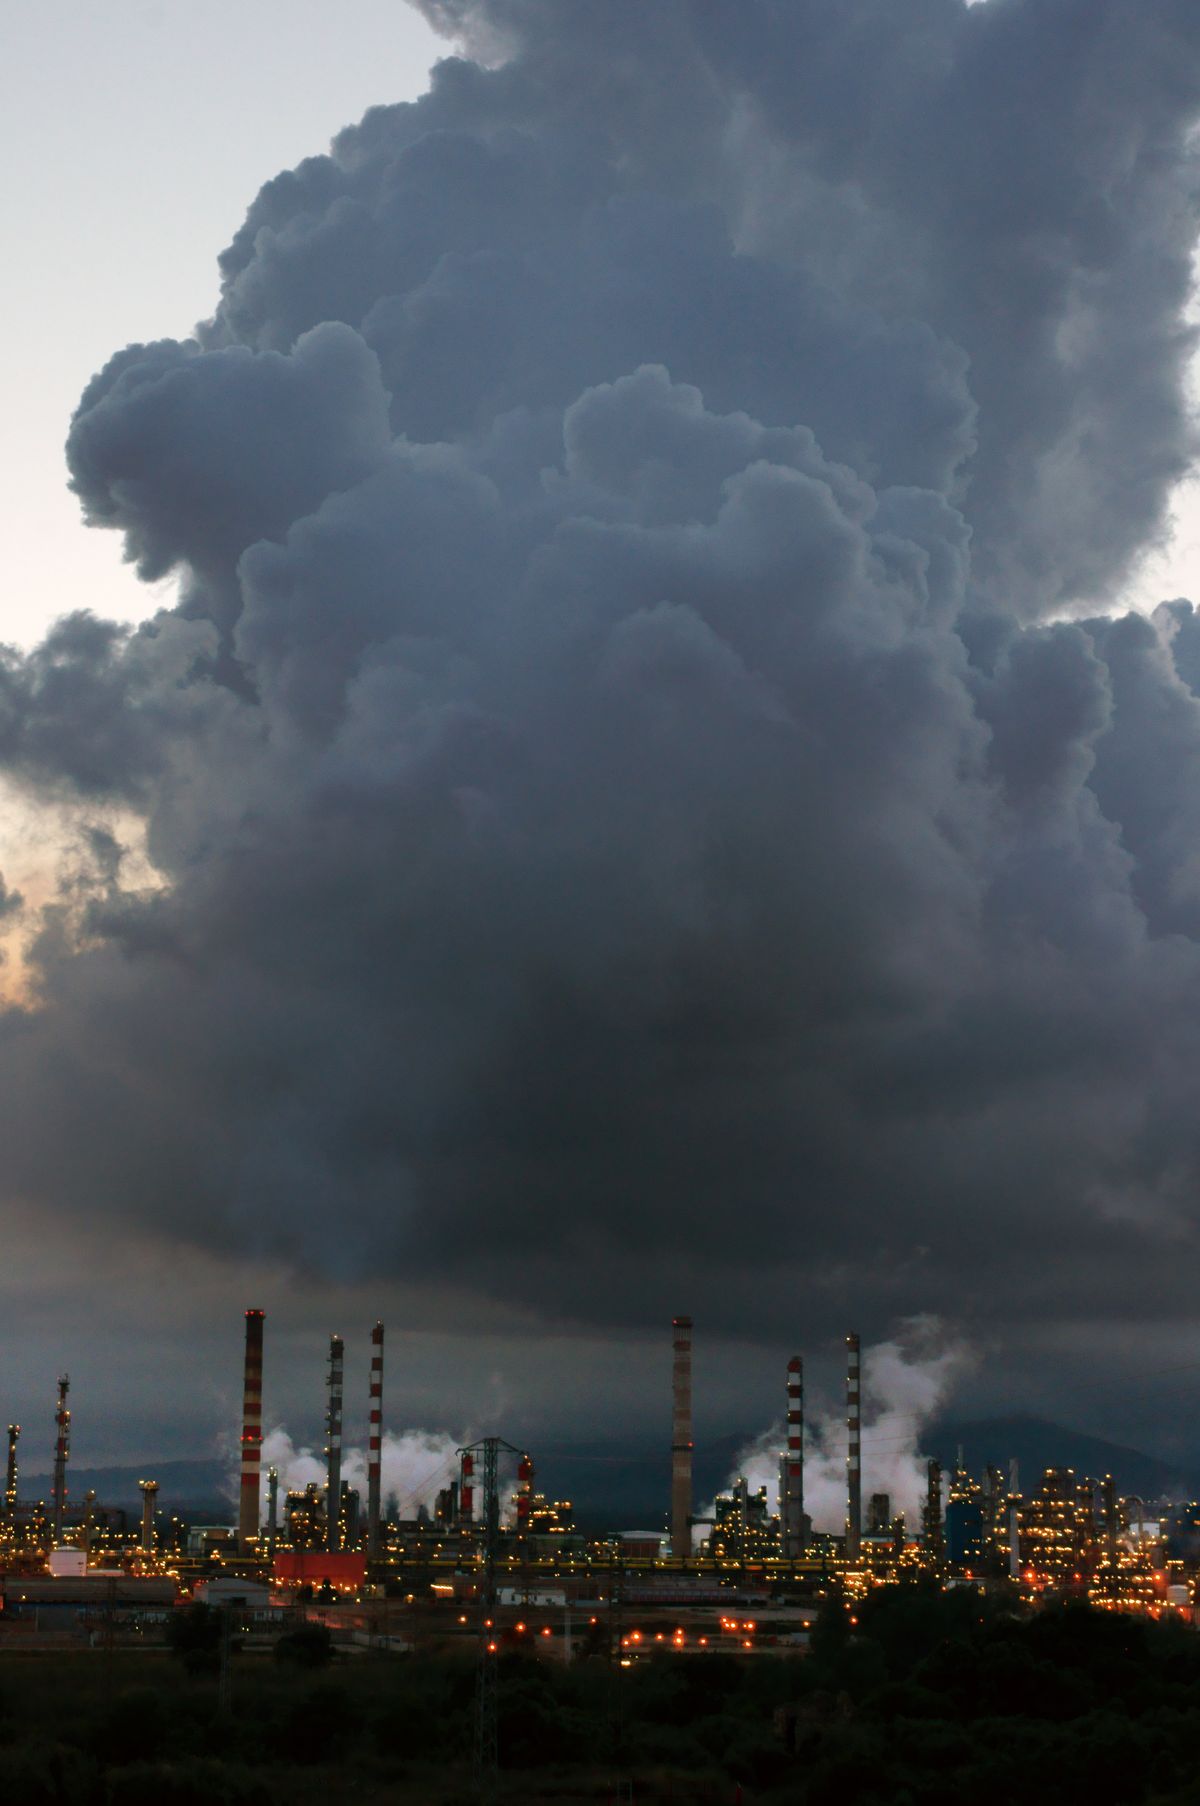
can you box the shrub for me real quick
[273,1623,334,1668]
[105,1757,269,1805]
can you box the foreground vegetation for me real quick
[6,1589,1200,1802]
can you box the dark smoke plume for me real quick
[4,0,1200,1342]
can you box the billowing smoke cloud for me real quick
[253,1426,463,1518]
[2,0,1200,1359]
[708,1320,970,1536]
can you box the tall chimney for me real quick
[671,1315,693,1559]
[781,1356,806,1558]
[266,1466,279,1555]
[845,1334,861,1566]
[5,1424,18,1519]
[460,1451,475,1524]
[238,1311,265,1554]
[51,1375,70,1548]
[326,1334,344,1552]
[367,1321,384,1558]
[139,1479,159,1555]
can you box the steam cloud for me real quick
[711,1321,972,1536]
[254,1426,463,1518]
[3,0,1200,1353]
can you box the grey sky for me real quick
[2,0,1197,655]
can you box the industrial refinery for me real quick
[1,1314,1198,1653]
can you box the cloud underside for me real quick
[4,0,1200,1339]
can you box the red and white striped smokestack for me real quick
[460,1450,475,1524]
[238,1311,264,1554]
[781,1356,806,1559]
[845,1332,862,1566]
[671,1315,693,1559]
[367,1321,384,1558]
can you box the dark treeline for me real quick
[5,1591,1200,1802]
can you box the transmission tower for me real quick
[459,1436,522,1802]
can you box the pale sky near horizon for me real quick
[3,1,1199,656]
[2,0,442,651]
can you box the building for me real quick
[703,1480,780,1563]
[1018,1468,1100,1588]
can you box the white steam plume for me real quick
[248,1426,465,1520]
[707,1318,971,1538]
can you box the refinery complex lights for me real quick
[1,1315,1199,1647]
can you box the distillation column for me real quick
[238,1310,265,1554]
[266,1465,279,1555]
[51,1375,70,1548]
[845,1334,861,1566]
[5,1424,18,1520]
[326,1334,344,1551]
[924,1460,945,1570]
[671,1315,694,1559]
[517,1453,535,1550]
[139,1479,158,1555]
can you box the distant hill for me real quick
[19,1459,232,1518]
[927,1415,1199,1501]
[544,1417,1200,1527]
[538,1432,746,1532]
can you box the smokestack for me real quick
[845,1334,861,1566]
[780,1356,806,1559]
[238,1310,265,1554]
[326,1334,344,1552]
[266,1466,279,1555]
[460,1451,475,1524]
[51,1374,70,1548]
[670,1315,693,1559]
[5,1424,18,1519]
[139,1479,158,1555]
[367,1321,384,1558]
